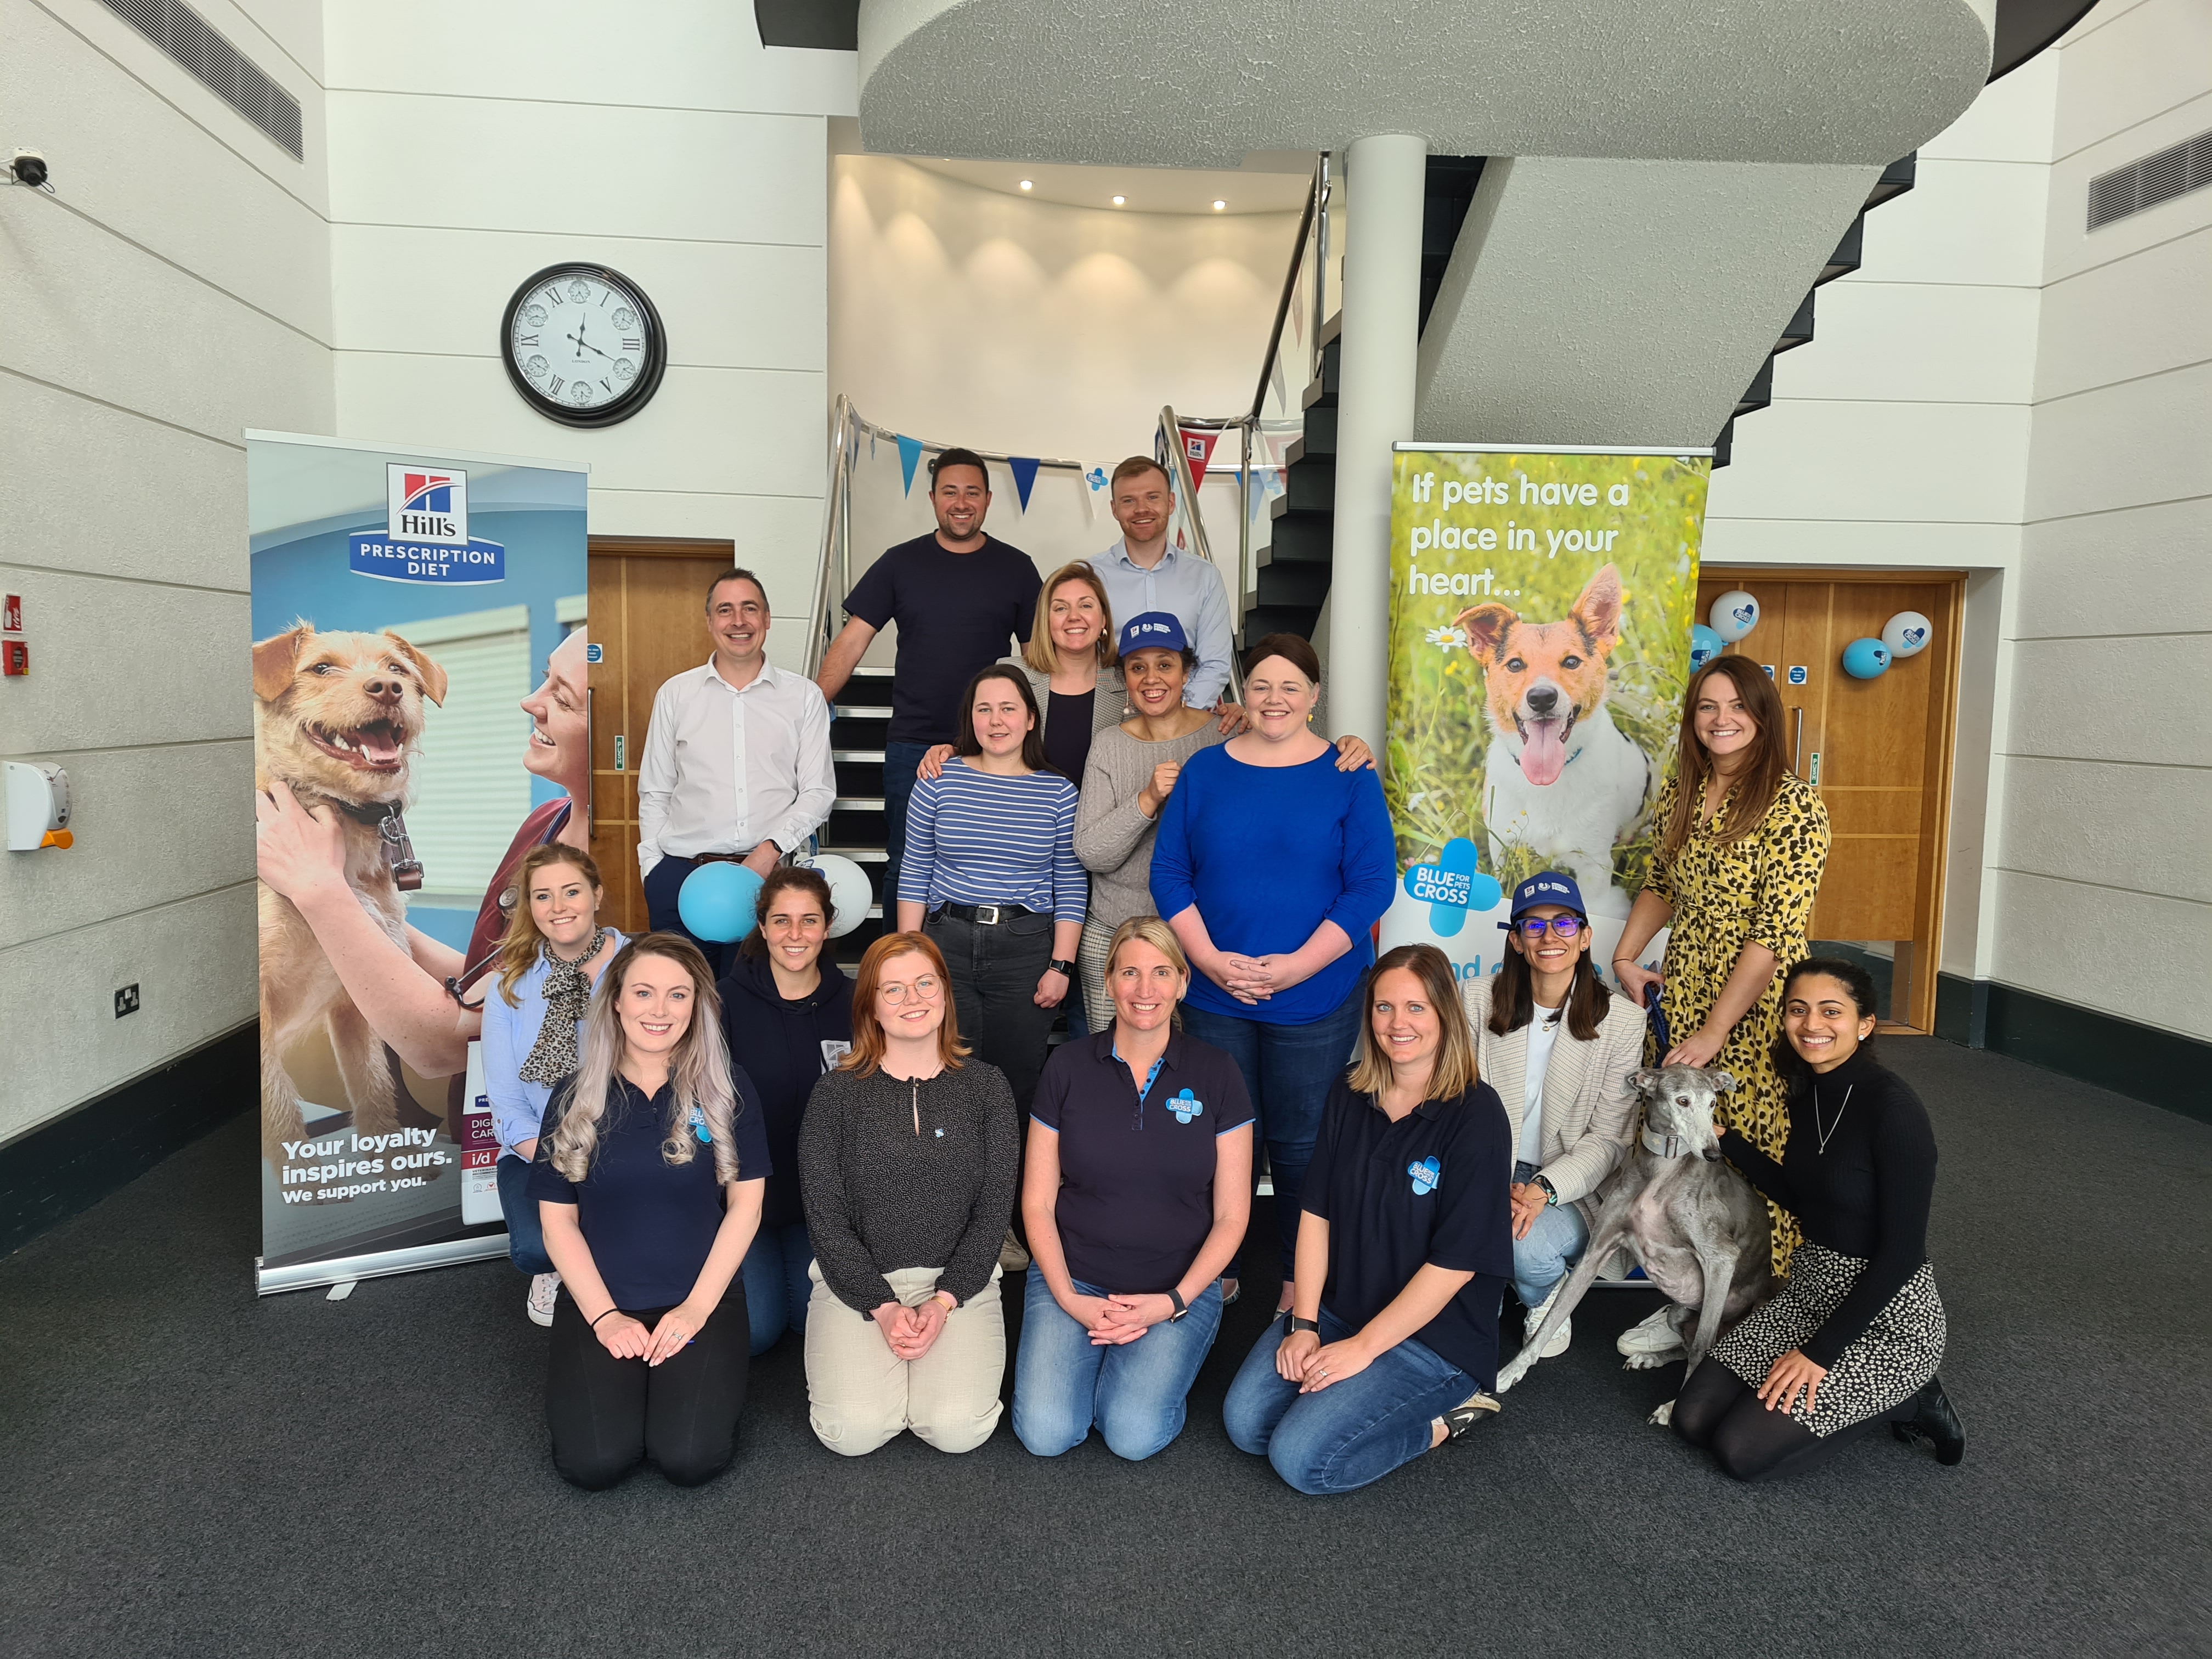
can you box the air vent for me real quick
[2087,129,2211,232]
[98,0,302,161]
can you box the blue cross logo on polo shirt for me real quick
[1166,1089,1203,1125]
[1408,1155,1441,1196]
[687,1106,712,1144]
[1402,836,1504,939]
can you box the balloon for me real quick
[1882,611,1933,658]
[798,853,874,939]
[1708,590,1759,642]
[1688,624,1723,671]
[1841,637,1891,680]
[677,861,764,943]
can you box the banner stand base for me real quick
[256,1233,510,1297]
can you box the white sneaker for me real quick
[1522,1280,1572,1359]
[527,1272,560,1327]
[1538,1314,1572,1359]
[1616,1304,1681,1357]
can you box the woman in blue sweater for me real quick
[1150,634,1396,1311]
[896,665,1085,1111]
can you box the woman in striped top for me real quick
[896,665,1085,1110]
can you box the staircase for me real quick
[819,664,893,968]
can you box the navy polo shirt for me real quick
[527,1070,772,1312]
[1301,1076,1514,1386]
[1029,1030,1255,1295]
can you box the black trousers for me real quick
[1672,1357,1911,1482]
[546,1286,749,1489]
[924,906,1059,1112]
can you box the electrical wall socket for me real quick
[115,983,139,1018]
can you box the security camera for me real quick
[9,149,55,194]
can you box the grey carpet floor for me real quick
[2,1037,2205,1658]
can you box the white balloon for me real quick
[1882,610,1933,658]
[799,853,874,938]
[1709,590,1760,642]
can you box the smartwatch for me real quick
[1047,957,1078,978]
[1534,1175,1560,1207]
[1166,1289,1188,1322]
[1285,1314,1320,1336]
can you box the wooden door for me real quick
[586,538,735,933]
[1695,569,1963,1031]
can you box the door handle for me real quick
[585,685,595,837]
[1792,706,1804,777]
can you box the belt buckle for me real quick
[975,904,1000,926]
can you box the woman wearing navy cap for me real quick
[1223,943,1514,1494]
[1461,871,1644,1365]
[530,933,770,1490]
[1013,916,1255,1460]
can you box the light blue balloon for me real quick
[677,861,764,943]
[1841,637,1892,680]
[1689,624,1723,670]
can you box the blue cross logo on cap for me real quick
[1402,836,1504,938]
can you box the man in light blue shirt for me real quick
[1086,456,1235,710]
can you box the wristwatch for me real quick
[1534,1175,1560,1207]
[1047,957,1077,978]
[1285,1314,1320,1336]
[1166,1289,1189,1322]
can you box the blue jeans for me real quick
[1222,1306,1473,1496]
[497,1153,553,1276]
[740,1221,815,1356]
[1012,1272,1224,1460]
[1181,989,1364,1279]
[881,740,933,914]
[1510,1159,1589,1309]
[642,854,726,977]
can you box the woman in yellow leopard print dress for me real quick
[1613,657,1830,1299]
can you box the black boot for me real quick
[1892,1375,1965,1466]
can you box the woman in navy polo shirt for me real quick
[531,933,770,1490]
[1223,944,1514,1494]
[1013,917,1255,1460]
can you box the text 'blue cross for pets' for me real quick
[1402,836,1504,938]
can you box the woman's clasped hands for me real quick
[873,1295,951,1362]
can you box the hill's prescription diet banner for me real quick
[1379,444,1711,987]
[248,432,587,1294]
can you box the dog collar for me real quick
[309,794,425,892]
[1640,1126,1695,1159]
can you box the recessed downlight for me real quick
[1212,200,1227,211]
[1019,178,1033,190]
[1110,194,1126,206]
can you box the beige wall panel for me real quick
[2004,634,2211,769]
[1989,869,2210,1039]
[2023,360,2211,521]
[1999,755,2212,904]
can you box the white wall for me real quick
[1701,0,2211,1040]
[323,0,856,627]
[0,0,332,1144]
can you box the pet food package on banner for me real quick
[1380,445,1709,985]
[459,1042,504,1228]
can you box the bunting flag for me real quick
[1008,456,1040,512]
[896,434,924,496]
[1180,428,1219,492]
[1081,462,1113,523]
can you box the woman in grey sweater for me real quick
[1074,612,1374,1033]
[797,930,1019,1456]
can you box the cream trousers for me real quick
[803,1261,1005,1457]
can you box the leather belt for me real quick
[690,851,753,866]
[936,901,1034,926]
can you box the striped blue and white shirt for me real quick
[898,762,1086,923]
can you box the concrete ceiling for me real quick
[859,1,1996,168]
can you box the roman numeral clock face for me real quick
[500,263,667,427]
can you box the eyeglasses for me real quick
[878,975,943,1006]
[1517,916,1584,938]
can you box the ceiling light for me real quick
[1212,200,1227,211]
[1019,179,1032,190]
[1111,194,1125,206]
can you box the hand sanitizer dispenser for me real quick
[5,761,72,850]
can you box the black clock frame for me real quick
[500,262,668,429]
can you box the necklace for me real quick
[1813,1082,1853,1155]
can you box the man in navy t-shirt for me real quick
[815,448,1042,900]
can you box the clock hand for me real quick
[565,331,614,362]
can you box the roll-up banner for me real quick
[247,432,588,1294]
[1378,444,1712,985]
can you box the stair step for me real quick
[815,846,888,862]
[832,796,884,812]
[1281,464,1334,513]
[1239,603,1323,643]
[1267,511,1335,566]
[1295,405,1336,455]
[830,748,885,763]
[1255,562,1331,609]
[833,705,893,720]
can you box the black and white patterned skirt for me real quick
[1711,1241,1946,1437]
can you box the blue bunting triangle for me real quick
[1008,456,1040,512]
[896,434,923,496]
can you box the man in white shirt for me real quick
[1086,456,1236,710]
[637,567,835,968]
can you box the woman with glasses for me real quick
[1460,873,1644,1365]
[797,932,1020,1456]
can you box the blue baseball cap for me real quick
[1118,611,1190,657]
[1501,871,1587,927]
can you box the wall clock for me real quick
[500,263,667,428]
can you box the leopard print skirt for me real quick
[1711,1242,1945,1438]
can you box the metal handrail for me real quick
[1250,162,1322,422]
[1155,403,1243,704]
[803,393,856,679]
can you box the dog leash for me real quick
[1641,980,1671,1054]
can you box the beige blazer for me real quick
[1460,971,1645,1232]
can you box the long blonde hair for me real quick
[493,843,605,1007]
[549,934,742,1184]
[1347,944,1481,1103]
[1022,562,1118,675]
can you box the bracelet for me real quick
[932,1289,957,1312]
[590,1307,619,1328]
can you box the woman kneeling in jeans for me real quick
[1223,944,1513,1494]
[1014,917,1254,1459]
[532,934,769,1489]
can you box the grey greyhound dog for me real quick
[1494,1064,1773,1425]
